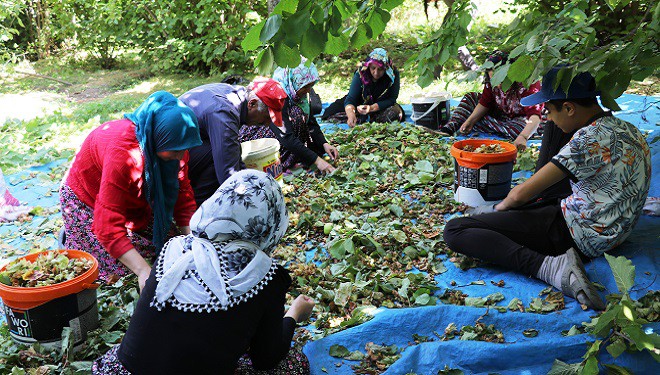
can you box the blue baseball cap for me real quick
[521,66,600,106]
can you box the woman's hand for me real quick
[118,249,152,293]
[315,157,336,174]
[347,113,357,127]
[459,118,475,134]
[323,143,339,161]
[137,267,151,292]
[357,105,370,115]
[285,295,316,323]
[345,106,358,127]
[514,134,528,151]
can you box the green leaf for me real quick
[599,89,621,111]
[281,10,310,37]
[603,364,634,375]
[509,44,527,59]
[334,282,352,307]
[414,293,431,305]
[329,239,346,258]
[300,26,325,59]
[343,237,355,254]
[589,305,620,337]
[272,0,299,15]
[329,344,350,358]
[415,160,434,173]
[604,253,635,294]
[273,42,301,68]
[256,47,275,75]
[381,0,405,11]
[490,65,510,87]
[417,68,434,88]
[241,20,265,51]
[508,55,534,83]
[605,337,627,359]
[582,356,599,375]
[390,230,407,243]
[345,350,366,361]
[622,325,658,352]
[507,298,521,311]
[526,34,538,51]
[350,24,371,50]
[523,328,539,337]
[389,204,404,217]
[324,33,349,55]
[547,359,582,375]
[260,15,282,43]
[464,297,486,307]
[366,9,390,37]
[398,277,410,298]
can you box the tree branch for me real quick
[13,70,72,86]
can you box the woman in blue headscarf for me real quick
[60,91,202,291]
[322,48,404,127]
[239,59,339,174]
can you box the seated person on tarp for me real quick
[439,51,543,151]
[443,68,651,311]
[92,170,315,375]
[240,59,339,174]
[322,48,404,127]
[60,92,202,291]
[0,167,31,222]
[179,78,287,206]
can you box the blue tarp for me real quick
[304,94,659,374]
[0,94,658,374]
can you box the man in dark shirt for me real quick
[180,78,287,205]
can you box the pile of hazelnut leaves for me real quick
[1,122,656,374]
[275,121,467,338]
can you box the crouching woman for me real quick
[92,170,315,375]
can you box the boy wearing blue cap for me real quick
[443,67,651,310]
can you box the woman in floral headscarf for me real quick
[92,170,315,375]
[322,47,404,127]
[439,50,544,150]
[239,59,339,174]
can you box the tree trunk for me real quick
[267,0,280,13]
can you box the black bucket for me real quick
[2,288,99,349]
[411,95,452,130]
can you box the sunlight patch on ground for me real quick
[0,92,67,124]
[118,80,159,95]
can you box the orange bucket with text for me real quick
[450,139,517,206]
[0,250,100,347]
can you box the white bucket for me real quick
[410,91,452,130]
[241,138,283,183]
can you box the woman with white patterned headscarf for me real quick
[92,170,315,375]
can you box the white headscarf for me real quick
[151,170,288,312]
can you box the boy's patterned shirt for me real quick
[552,114,651,257]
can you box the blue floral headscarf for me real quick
[273,58,319,115]
[124,91,202,253]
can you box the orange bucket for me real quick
[450,139,518,206]
[0,249,99,310]
[450,139,517,169]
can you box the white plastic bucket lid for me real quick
[241,138,281,161]
[410,91,452,104]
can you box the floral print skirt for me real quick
[59,183,156,283]
[235,348,311,375]
[92,345,310,375]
